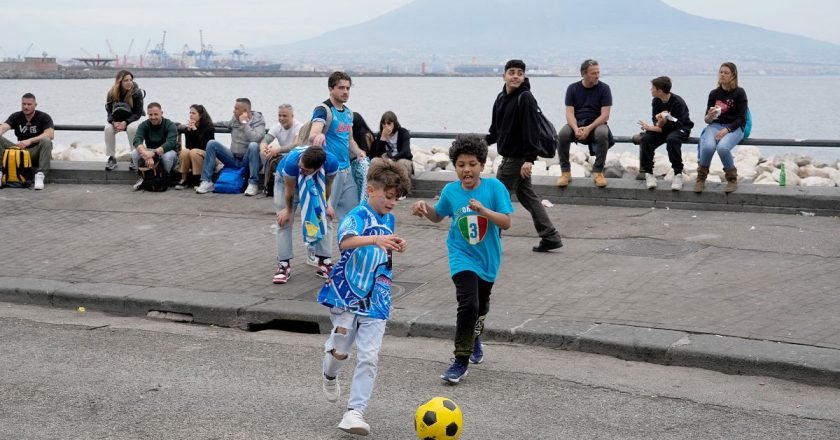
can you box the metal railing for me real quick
[53,125,840,149]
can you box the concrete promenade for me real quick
[2,179,839,387]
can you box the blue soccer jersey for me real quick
[277,146,339,179]
[434,177,513,282]
[317,202,395,319]
[312,101,353,170]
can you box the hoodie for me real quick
[106,82,146,124]
[218,111,266,156]
[485,77,542,163]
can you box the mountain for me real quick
[251,0,840,74]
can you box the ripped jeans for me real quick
[322,308,386,413]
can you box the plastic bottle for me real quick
[779,163,786,187]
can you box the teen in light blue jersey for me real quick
[318,158,411,436]
[411,134,513,384]
[308,71,367,224]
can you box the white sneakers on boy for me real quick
[671,174,684,191]
[338,409,370,436]
[195,181,214,194]
[645,173,657,190]
[322,374,340,403]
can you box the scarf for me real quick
[298,168,328,244]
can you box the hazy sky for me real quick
[3,0,838,59]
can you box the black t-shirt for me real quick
[651,93,694,133]
[564,81,612,124]
[4,110,54,141]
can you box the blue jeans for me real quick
[273,171,333,262]
[202,140,261,184]
[323,308,386,413]
[130,149,177,174]
[698,123,744,169]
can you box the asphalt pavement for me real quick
[1,178,839,388]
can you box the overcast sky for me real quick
[3,0,838,59]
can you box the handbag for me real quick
[111,102,133,121]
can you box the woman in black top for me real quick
[104,69,145,171]
[371,111,413,177]
[351,112,374,155]
[176,104,215,189]
[695,62,748,193]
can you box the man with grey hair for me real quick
[261,103,303,196]
[196,97,265,196]
[261,103,303,160]
[556,59,614,188]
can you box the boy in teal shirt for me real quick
[411,134,514,383]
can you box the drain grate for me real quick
[598,238,707,259]
[295,280,425,302]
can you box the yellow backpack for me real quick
[2,146,34,188]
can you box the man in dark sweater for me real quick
[637,76,694,191]
[131,102,178,190]
[486,59,563,253]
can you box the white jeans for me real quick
[323,308,386,413]
[104,120,142,157]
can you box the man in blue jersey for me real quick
[272,146,339,284]
[309,71,367,222]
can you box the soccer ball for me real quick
[414,396,463,439]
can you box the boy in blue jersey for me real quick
[411,134,513,384]
[318,157,411,436]
[309,71,368,223]
[273,146,339,283]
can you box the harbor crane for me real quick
[231,44,248,68]
[123,38,134,66]
[197,29,216,69]
[148,30,170,67]
[139,39,151,67]
[21,43,34,59]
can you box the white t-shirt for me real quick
[267,119,303,147]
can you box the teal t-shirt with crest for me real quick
[434,177,513,282]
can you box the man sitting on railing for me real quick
[130,102,178,191]
[195,98,266,196]
[0,93,54,190]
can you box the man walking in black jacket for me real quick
[486,59,563,252]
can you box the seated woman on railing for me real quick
[104,70,145,171]
[695,62,748,194]
[370,110,413,177]
[176,104,215,190]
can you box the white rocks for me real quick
[800,176,837,187]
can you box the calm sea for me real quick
[1,76,838,161]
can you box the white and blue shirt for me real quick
[317,202,395,319]
[312,101,354,170]
[277,146,339,179]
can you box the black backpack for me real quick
[138,157,169,192]
[518,92,557,159]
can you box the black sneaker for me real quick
[440,357,469,383]
[105,156,118,171]
[532,238,563,253]
[129,161,137,172]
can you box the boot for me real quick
[694,165,709,193]
[556,171,571,187]
[724,168,738,193]
[593,172,607,188]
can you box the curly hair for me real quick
[367,157,411,197]
[448,134,488,165]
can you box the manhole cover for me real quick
[598,238,707,259]
[295,280,425,302]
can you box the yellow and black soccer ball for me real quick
[414,396,463,439]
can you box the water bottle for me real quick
[779,163,786,187]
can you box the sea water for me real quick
[1,75,838,162]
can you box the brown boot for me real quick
[694,165,709,193]
[593,172,607,188]
[556,171,571,187]
[724,168,738,193]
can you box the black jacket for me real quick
[106,83,145,124]
[371,127,412,161]
[486,78,542,162]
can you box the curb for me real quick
[2,277,838,389]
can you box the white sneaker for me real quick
[645,173,657,189]
[0,170,4,186]
[195,181,214,194]
[338,409,370,436]
[322,374,340,403]
[305,247,318,267]
[33,172,45,190]
[671,174,684,191]
[132,177,144,191]
[244,183,258,196]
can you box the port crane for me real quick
[197,29,216,69]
